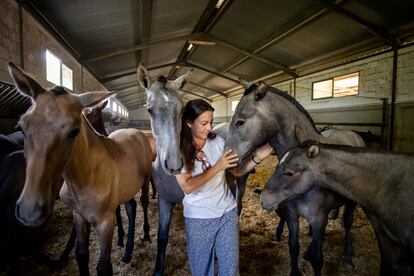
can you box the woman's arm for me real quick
[229,143,273,177]
[175,149,239,194]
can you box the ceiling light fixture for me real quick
[216,0,225,9]
[188,40,216,46]
[187,43,194,51]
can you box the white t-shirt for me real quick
[182,135,237,218]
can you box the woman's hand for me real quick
[214,149,239,171]
[253,143,273,163]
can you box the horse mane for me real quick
[300,140,409,156]
[244,84,319,133]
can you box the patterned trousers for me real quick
[185,207,239,276]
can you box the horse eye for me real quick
[147,108,153,115]
[68,128,80,139]
[235,120,245,127]
[284,171,294,177]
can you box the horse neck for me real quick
[315,149,398,208]
[268,92,326,159]
[64,115,105,187]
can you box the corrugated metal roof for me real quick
[10,0,413,110]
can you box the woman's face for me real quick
[188,111,213,140]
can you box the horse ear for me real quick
[79,91,116,108]
[239,79,250,89]
[8,62,45,99]
[137,63,152,90]
[254,81,268,101]
[171,68,193,90]
[294,125,307,144]
[307,144,320,158]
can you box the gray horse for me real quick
[137,64,189,276]
[137,65,250,275]
[225,82,365,276]
[261,141,414,275]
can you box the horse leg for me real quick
[122,198,137,263]
[307,224,313,236]
[235,174,248,216]
[342,201,356,269]
[73,212,91,276]
[140,179,151,241]
[154,197,175,276]
[329,207,340,220]
[286,210,301,276]
[274,209,285,242]
[59,225,77,263]
[363,210,396,275]
[115,206,125,247]
[96,216,115,276]
[304,214,328,276]
[150,176,157,199]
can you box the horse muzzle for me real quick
[15,199,50,226]
[260,188,279,212]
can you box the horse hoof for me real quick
[342,260,355,271]
[121,255,132,263]
[272,236,281,242]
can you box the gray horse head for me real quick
[260,141,321,211]
[137,64,192,175]
[225,81,320,166]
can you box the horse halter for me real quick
[196,150,211,172]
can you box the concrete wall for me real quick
[212,45,414,152]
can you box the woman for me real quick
[176,99,272,276]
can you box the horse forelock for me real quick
[50,86,68,97]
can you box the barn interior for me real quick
[0,0,413,275]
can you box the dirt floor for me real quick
[5,155,380,276]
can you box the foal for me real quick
[261,141,414,275]
[9,62,153,276]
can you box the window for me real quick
[46,50,73,90]
[312,72,359,100]
[112,101,118,112]
[232,100,239,112]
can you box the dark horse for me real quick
[262,141,414,275]
[225,82,365,276]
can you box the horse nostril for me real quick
[39,203,48,219]
[15,202,21,219]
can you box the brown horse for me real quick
[8,62,153,276]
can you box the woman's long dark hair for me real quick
[180,99,216,172]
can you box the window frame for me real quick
[311,72,359,100]
[46,49,73,91]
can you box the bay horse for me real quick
[261,141,414,275]
[225,82,365,276]
[9,62,153,276]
